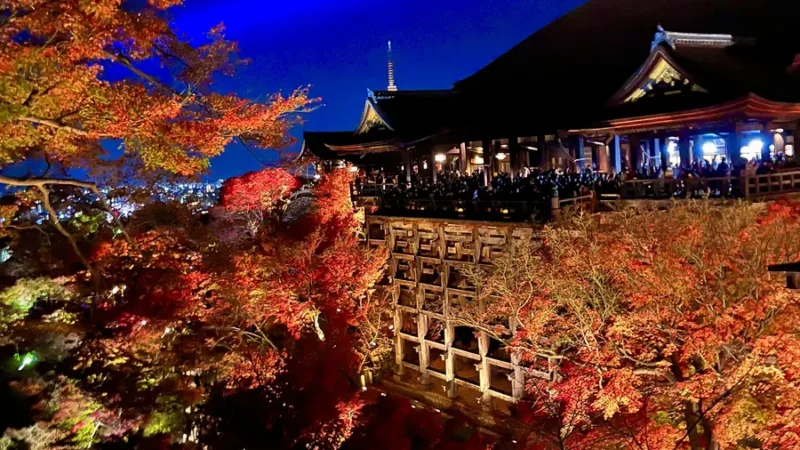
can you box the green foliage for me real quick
[70,422,100,449]
[0,277,73,312]
[0,278,73,333]
[143,410,184,437]
[65,211,108,237]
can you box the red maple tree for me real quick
[459,201,800,450]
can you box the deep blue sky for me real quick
[170,0,587,179]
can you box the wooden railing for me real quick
[619,170,800,200]
[351,171,800,220]
[743,171,800,199]
[619,177,742,199]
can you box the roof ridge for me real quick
[651,24,755,51]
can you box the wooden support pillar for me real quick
[537,134,548,170]
[393,308,404,376]
[574,136,586,171]
[509,317,524,401]
[477,331,492,410]
[760,124,771,161]
[402,151,412,184]
[611,135,622,174]
[649,138,660,169]
[678,131,692,168]
[509,137,520,178]
[444,323,457,398]
[417,313,431,386]
[658,137,669,170]
[725,131,741,169]
[694,136,706,164]
[597,143,610,173]
[482,139,493,180]
[629,135,641,171]
[417,151,427,182]
[459,142,468,174]
[430,148,438,183]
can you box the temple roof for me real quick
[301,89,464,160]
[299,130,400,160]
[301,0,800,159]
[455,0,799,125]
[358,89,462,135]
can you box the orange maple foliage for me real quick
[0,0,316,177]
[460,201,800,450]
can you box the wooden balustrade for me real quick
[743,171,800,199]
[620,170,800,200]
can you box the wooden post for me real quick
[444,323,457,398]
[509,137,519,178]
[611,135,622,174]
[760,125,771,161]
[403,151,412,184]
[394,309,404,376]
[430,148,438,183]
[459,142,468,174]
[678,130,692,168]
[482,139,494,181]
[417,313,431,386]
[575,136,586,172]
[537,134,548,170]
[509,317,524,401]
[725,130,741,169]
[551,194,560,220]
[630,135,641,171]
[478,331,492,410]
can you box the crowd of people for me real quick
[354,169,618,204]
[353,153,799,206]
[621,153,798,181]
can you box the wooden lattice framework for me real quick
[366,215,556,408]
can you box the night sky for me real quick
[170,0,587,180]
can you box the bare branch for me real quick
[16,116,110,137]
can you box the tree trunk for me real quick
[702,416,720,450]
[684,401,704,450]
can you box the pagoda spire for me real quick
[387,40,397,92]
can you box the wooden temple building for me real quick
[300,0,800,415]
[301,0,800,183]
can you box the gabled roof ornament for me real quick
[651,24,740,51]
